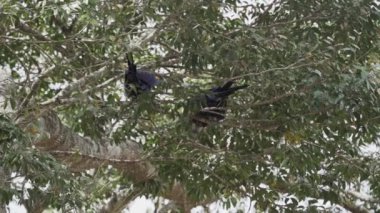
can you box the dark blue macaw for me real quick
[125,54,158,97]
[192,80,248,127]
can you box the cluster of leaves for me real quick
[0,114,83,209]
[0,0,380,211]
[0,113,130,211]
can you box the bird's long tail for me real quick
[216,84,248,98]
[126,53,136,73]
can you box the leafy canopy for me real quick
[0,0,380,211]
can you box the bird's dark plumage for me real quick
[125,54,158,97]
[192,80,248,127]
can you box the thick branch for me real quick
[34,110,156,181]
[99,189,145,213]
[32,110,205,211]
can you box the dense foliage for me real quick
[1,0,380,212]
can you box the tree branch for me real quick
[40,65,110,107]
[345,190,380,204]
[15,20,69,55]
[33,110,156,181]
[28,110,210,212]
[99,189,145,213]
[18,65,57,112]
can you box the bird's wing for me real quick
[136,70,158,89]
